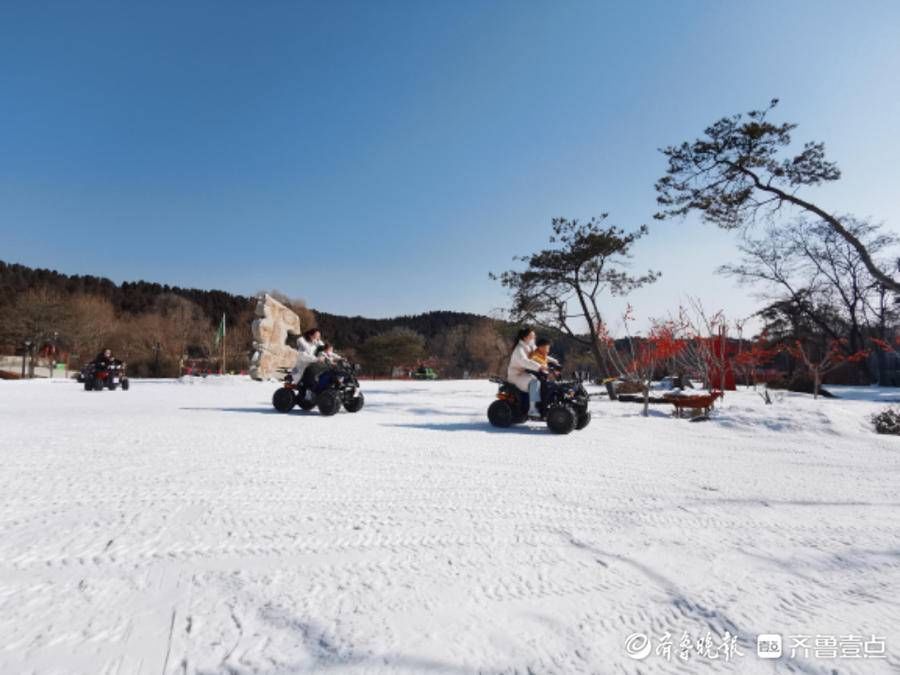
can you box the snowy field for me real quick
[1,377,899,675]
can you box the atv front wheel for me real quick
[576,410,591,430]
[121,379,130,391]
[487,400,514,428]
[317,390,342,416]
[84,380,93,391]
[344,393,365,413]
[93,378,105,391]
[546,405,577,434]
[272,387,296,413]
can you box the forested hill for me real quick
[313,310,492,347]
[1,260,255,325]
[0,260,502,341]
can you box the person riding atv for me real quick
[488,366,590,434]
[506,328,549,418]
[83,348,130,391]
[273,350,365,416]
[488,330,590,434]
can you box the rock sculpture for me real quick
[249,294,302,380]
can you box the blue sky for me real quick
[2,1,899,330]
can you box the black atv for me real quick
[272,359,365,416]
[487,368,591,434]
[83,360,130,391]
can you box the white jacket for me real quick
[291,336,324,379]
[297,336,323,356]
[507,340,545,392]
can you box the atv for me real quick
[83,360,130,391]
[272,359,365,416]
[487,367,591,434]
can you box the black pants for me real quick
[302,363,330,389]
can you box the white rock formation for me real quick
[249,294,302,380]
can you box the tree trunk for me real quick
[719,329,727,398]
[642,384,650,417]
[813,371,821,399]
[876,348,888,387]
[589,342,607,380]
[572,283,607,379]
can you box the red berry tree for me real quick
[783,339,869,399]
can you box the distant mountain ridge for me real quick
[0,260,255,325]
[313,310,498,347]
[0,260,505,343]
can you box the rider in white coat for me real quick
[289,328,324,385]
[507,327,546,418]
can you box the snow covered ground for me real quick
[1,377,899,674]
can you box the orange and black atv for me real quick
[487,367,590,434]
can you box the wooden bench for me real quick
[664,391,722,418]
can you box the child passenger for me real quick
[317,343,341,364]
[529,337,560,370]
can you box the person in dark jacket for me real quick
[302,344,336,389]
[93,348,114,369]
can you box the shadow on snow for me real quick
[180,406,283,415]
[381,421,546,434]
